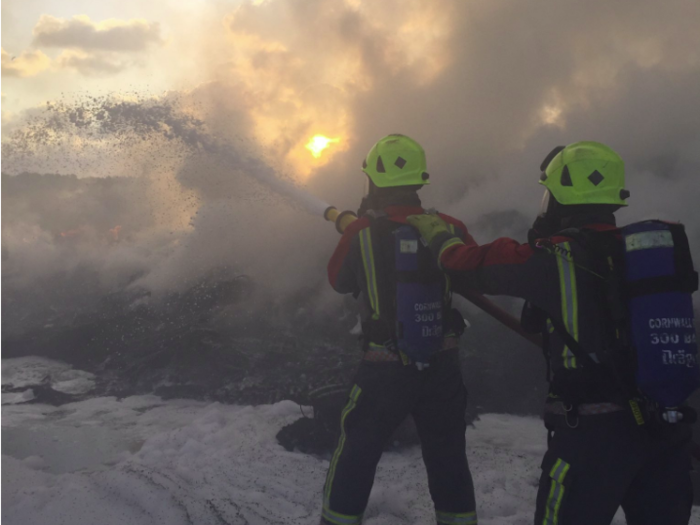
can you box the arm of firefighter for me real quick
[438,214,476,246]
[408,214,559,311]
[440,236,558,309]
[406,214,468,259]
[327,227,363,294]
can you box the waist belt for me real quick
[363,337,459,363]
[544,401,625,416]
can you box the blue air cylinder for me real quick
[622,220,699,407]
[393,226,444,363]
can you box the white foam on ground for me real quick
[2,395,699,525]
[1,389,36,405]
[50,368,96,395]
[2,357,69,389]
[2,357,95,401]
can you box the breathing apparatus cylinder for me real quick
[323,204,542,348]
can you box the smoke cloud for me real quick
[3,0,700,329]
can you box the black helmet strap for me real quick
[540,145,566,172]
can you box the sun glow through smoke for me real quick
[305,135,339,158]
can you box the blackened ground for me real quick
[2,272,362,407]
[2,260,550,412]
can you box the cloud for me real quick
[25,14,163,77]
[56,50,127,76]
[1,47,50,78]
[0,93,12,125]
[32,14,162,53]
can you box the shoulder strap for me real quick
[357,224,381,318]
[368,213,395,324]
[358,212,398,348]
[548,316,600,368]
[364,209,388,221]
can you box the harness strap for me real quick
[548,316,600,368]
[367,212,396,343]
[544,401,625,416]
[363,337,459,362]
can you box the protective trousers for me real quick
[321,349,477,525]
[535,410,693,525]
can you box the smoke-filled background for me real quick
[4,1,700,523]
[3,0,700,426]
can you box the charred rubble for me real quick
[2,270,361,407]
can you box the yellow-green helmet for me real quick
[539,141,629,206]
[362,134,430,188]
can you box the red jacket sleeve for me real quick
[438,214,477,246]
[440,237,534,272]
[437,233,559,309]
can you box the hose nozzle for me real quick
[324,206,358,234]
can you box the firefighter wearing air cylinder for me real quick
[408,141,699,524]
[321,135,478,525]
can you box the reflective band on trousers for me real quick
[322,507,363,525]
[555,242,578,369]
[323,385,362,520]
[436,509,478,524]
[543,458,570,525]
[359,228,380,317]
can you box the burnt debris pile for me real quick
[2,262,361,406]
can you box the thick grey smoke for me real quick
[3,0,700,324]
[309,0,700,235]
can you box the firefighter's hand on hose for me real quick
[407,214,450,244]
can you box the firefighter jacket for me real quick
[430,219,629,403]
[328,205,471,351]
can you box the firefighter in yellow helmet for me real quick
[408,141,697,524]
[322,134,478,525]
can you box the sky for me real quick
[1,0,210,108]
[2,0,700,298]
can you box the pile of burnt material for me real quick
[2,267,362,406]
[1,261,551,417]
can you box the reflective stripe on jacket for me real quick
[436,222,621,401]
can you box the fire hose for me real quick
[323,206,543,348]
[321,206,700,463]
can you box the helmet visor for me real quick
[538,189,551,218]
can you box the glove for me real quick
[406,213,450,244]
[527,215,558,248]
